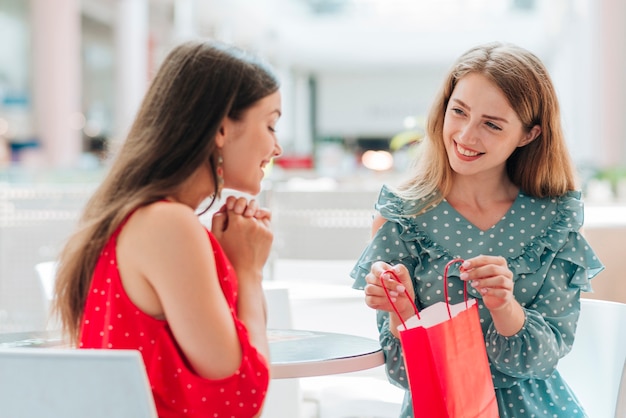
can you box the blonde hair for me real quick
[53,40,279,344]
[396,42,576,213]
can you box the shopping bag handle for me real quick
[380,259,469,330]
[443,258,470,315]
[380,269,421,329]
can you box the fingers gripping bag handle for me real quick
[380,259,467,329]
[379,269,420,331]
[443,259,470,314]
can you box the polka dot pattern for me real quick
[80,222,269,417]
[350,186,604,418]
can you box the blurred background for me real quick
[0,0,625,332]
[0,0,625,182]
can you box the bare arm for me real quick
[211,196,273,364]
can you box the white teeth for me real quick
[457,143,480,157]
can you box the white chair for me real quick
[264,283,294,329]
[35,260,57,302]
[0,348,158,418]
[557,298,626,418]
[34,260,59,330]
[616,361,626,418]
[262,284,302,418]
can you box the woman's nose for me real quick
[274,142,283,158]
[458,122,478,144]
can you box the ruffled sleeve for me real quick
[506,191,604,292]
[481,191,605,387]
[350,185,435,290]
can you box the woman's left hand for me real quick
[460,255,515,312]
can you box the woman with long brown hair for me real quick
[54,39,282,417]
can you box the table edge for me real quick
[270,349,384,379]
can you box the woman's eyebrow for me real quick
[451,98,509,123]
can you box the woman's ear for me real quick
[519,124,541,147]
[215,119,229,147]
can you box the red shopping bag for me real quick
[381,259,499,418]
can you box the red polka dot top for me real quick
[79,218,270,418]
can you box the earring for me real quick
[216,152,224,198]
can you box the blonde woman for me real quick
[352,42,604,417]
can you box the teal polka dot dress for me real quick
[351,185,605,418]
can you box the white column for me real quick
[591,0,626,166]
[31,0,82,167]
[113,0,149,143]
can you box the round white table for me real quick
[268,329,384,379]
[0,329,386,380]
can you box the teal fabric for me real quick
[351,185,605,418]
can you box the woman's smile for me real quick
[455,141,484,159]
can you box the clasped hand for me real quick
[211,196,273,280]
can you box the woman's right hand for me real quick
[364,262,417,338]
[364,262,416,321]
[211,196,273,281]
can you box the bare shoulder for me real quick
[117,202,225,331]
[121,201,210,261]
[131,201,203,236]
[134,200,197,226]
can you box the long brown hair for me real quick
[53,40,279,344]
[396,42,576,213]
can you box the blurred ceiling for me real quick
[84,0,580,72]
[194,0,577,71]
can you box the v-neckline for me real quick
[442,191,523,233]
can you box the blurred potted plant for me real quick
[591,166,626,202]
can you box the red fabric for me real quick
[79,220,269,418]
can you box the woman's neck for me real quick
[444,174,519,231]
[447,172,517,205]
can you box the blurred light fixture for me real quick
[403,115,417,129]
[362,150,393,171]
[83,121,102,138]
